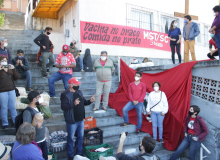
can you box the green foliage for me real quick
[0,13,5,27]
[0,0,3,8]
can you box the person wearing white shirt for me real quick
[147,82,169,143]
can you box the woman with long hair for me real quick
[168,20,182,64]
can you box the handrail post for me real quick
[118,57,120,82]
[200,147,203,160]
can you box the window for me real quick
[196,24,201,43]
[204,26,210,47]
[128,10,152,30]
[161,16,178,34]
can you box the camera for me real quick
[77,50,82,52]
[119,132,128,138]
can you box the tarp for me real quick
[108,59,198,150]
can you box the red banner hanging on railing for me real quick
[80,21,171,51]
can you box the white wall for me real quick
[77,0,219,60]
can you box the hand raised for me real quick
[74,98,80,105]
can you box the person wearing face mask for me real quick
[0,56,20,130]
[48,45,76,98]
[183,15,200,62]
[147,82,168,143]
[61,78,95,160]
[22,91,48,160]
[207,34,219,59]
[93,51,115,111]
[116,132,157,160]
[34,27,54,77]
[209,5,220,60]
[12,49,33,91]
[169,105,209,160]
[121,71,146,135]
[0,37,11,64]
[168,20,182,64]
[69,40,84,72]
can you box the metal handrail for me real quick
[118,56,120,82]
[200,143,211,160]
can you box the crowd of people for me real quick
[1,5,220,160]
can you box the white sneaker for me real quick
[99,156,107,160]
[80,69,85,72]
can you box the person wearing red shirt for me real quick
[170,105,209,160]
[207,34,219,59]
[120,71,146,135]
[48,45,76,97]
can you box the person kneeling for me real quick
[117,132,157,160]
[169,105,209,160]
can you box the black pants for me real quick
[207,51,219,59]
[170,44,181,64]
[37,140,48,160]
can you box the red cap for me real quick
[68,78,81,85]
[62,45,69,50]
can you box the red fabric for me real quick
[100,59,107,67]
[187,117,196,135]
[68,77,81,85]
[62,44,69,50]
[108,59,198,150]
[209,39,217,49]
[128,82,146,102]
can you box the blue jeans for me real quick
[39,55,55,69]
[151,111,165,140]
[122,101,143,129]
[48,72,72,97]
[0,90,17,126]
[214,32,220,59]
[66,121,84,157]
[76,57,84,69]
[37,140,48,160]
[170,134,201,160]
[19,70,32,88]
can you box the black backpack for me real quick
[15,107,35,132]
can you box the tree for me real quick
[0,0,5,27]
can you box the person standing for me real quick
[34,27,54,77]
[183,15,200,63]
[0,37,11,64]
[69,40,84,72]
[169,105,209,160]
[120,71,146,135]
[209,5,220,60]
[93,51,115,111]
[147,82,168,143]
[48,45,76,98]
[168,20,182,64]
[207,34,219,59]
[61,78,95,160]
[0,56,19,130]
[23,91,48,160]
[12,49,33,91]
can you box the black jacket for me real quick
[12,57,29,74]
[60,89,91,124]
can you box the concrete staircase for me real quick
[0,30,175,160]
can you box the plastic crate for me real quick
[84,127,103,146]
[48,152,57,160]
[85,143,113,160]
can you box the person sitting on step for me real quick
[121,71,146,135]
[147,82,168,143]
[207,34,219,60]
[12,49,33,91]
[169,105,209,160]
[0,37,11,64]
[116,132,158,160]
[48,45,76,98]
[69,40,84,72]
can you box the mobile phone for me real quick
[2,65,10,68]
[77,50,82,52]
[119,132,128,138]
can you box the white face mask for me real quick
[38,97,44,104]
[213,12,216,16]
[3,43,8,47]
[174,23,178,27]
[135,76,140,81]
[1,61,7,65]
[101,56,107,61]
[154,86,159,92]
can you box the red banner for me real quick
[80,21,171,52]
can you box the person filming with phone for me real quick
[0,56,20,130]
[117,132,158,160]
